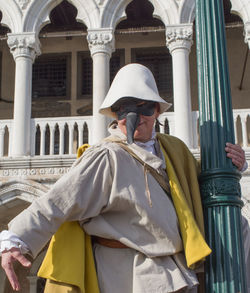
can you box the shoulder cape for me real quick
[38,136,211,292]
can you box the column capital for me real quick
[87,28,115,57]
[166,24,193,53]
[7,33,41,62]
[244,21,250,49]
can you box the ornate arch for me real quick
[179,0,250,25]
[0,179,49,203]
[70,0,100,28]
[0,180,49,230]
[101,0,132,28]
[0,0,22,32]
[22,0,63,32]
[22,0,98,34]
[178,0,250,47]
[231,0,250,22]
[179,0,196,23]
[229,0,250,48]
[149,0,179,25]
[101,0,179,29]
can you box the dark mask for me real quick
[111,98,156,144]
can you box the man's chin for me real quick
[133,135,151,143]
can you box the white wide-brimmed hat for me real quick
[99,63,172,118]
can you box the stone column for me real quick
[87,29,114,144]
[49,124,56,155]
[0,126,5,157]
[244,21,250,49]
[59,124,65,155]
[26,276,38,293]
[7,33,41,156]
[241,114,248,148]
[166,24,194,148]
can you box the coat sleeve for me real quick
[8,145,113,257]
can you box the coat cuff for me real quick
[0,230,30,255]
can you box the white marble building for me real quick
[0,0,250,292]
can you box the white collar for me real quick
[107,124,165,170]
[134,129,156,155]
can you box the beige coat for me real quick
[9,131,200,292]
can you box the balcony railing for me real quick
[0,109,249,157]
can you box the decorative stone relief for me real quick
[0,183,40,199]
[166,24,193,53]
[0,179,50,201]
[87,29,115,56]
[17,0,31,10]
[7,33,41,61]
[0,167,70,177]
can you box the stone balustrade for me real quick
[30,116,92,156]
[0,109,249,158]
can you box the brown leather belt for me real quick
[93,236,128,249]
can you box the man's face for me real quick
[116,101,160,142]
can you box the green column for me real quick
[195,0,247,292]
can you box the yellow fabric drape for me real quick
[37,222,99,293]
[37,144,100,293]
[157,134,211,268]
[38,136,211,292]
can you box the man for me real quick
[0,64,248,293]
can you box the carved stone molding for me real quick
[87,29,115,57]
[0,166,70,178]
[7,33,41,61]
[166,24,193,53]
[0,182,45,198]
[17,0,31,10]
[244,21,250,49]
[0,179,51,207]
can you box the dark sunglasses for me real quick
[111,98,156,120]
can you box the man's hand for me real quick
[1,248,31,291]
[225,142,246,171]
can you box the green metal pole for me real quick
[195,0,247,292]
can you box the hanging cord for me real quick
[143,163,153,207]
[104,137,171,207]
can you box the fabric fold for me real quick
[157,133,212,268]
